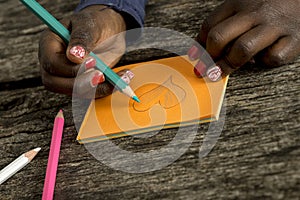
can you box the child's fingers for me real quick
[205,13,256,59]
[73,70,106,98]
[41,67,106,98]
[40,67,75,95]
[197,1,235,46]
[76,69,135,99]
[216,25,282,76]
[193,25,283,81]
[259,36,300,67]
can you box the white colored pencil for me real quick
[0,147,41,185]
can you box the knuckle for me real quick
[73,12,92,22]
[41,61,55,75]
[71,14,95,47]
[72,29,92,41]
[207,28,225,45]
[71,31,93,48]
[236,39,255,58]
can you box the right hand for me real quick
[38,5,132,98]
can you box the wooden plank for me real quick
[0,0,299,199]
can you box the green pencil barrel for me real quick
[20,0,70,43]
[91,53,127,90]
[20,0,128,92]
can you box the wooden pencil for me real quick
[42,110,64,200]
[0,147,41,185]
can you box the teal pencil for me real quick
[20,0,140,103]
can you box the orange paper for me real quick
[77,56,228,143]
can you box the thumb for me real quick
[66,14,101,64]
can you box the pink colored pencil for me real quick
[42,110,64,200]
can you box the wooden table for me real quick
[1,0,299,199]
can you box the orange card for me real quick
[77,56,228,143]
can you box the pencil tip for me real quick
[56,109,64,118]
[33,147,41,152]
[132,96,140,103]
[25,147,41,160]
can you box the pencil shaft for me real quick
[20,0,69,43]
[0,155,26,174]
[0,156,27,175]
[91,52,129,90]
[0,148,40,185]
[0,156,29,185]
[42,112,64,200]
[20,0,137,100]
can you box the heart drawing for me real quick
[133,76,186,112]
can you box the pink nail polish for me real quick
[194,61,207,77]
[85,57,96,70]
[206,65,222,82]
[70,46,86,59]
[125,70,135,80]
[120,70,135,84]
[91,72,105,87]
[188,45,200,61]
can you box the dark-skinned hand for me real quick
[188,0,300,81]
[39,5,133,98]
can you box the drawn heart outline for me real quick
[133,76,186,112]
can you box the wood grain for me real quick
[0,0,299,199]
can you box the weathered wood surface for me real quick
[0,0,299,199]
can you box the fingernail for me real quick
[91,71,105,87]
[194,61,207,77]
[206,65,222,82]
[125,70,135,79]
[85,57,96,70]
[121,70,135,84]
[188,45,200,61]
[70,46,86,59]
